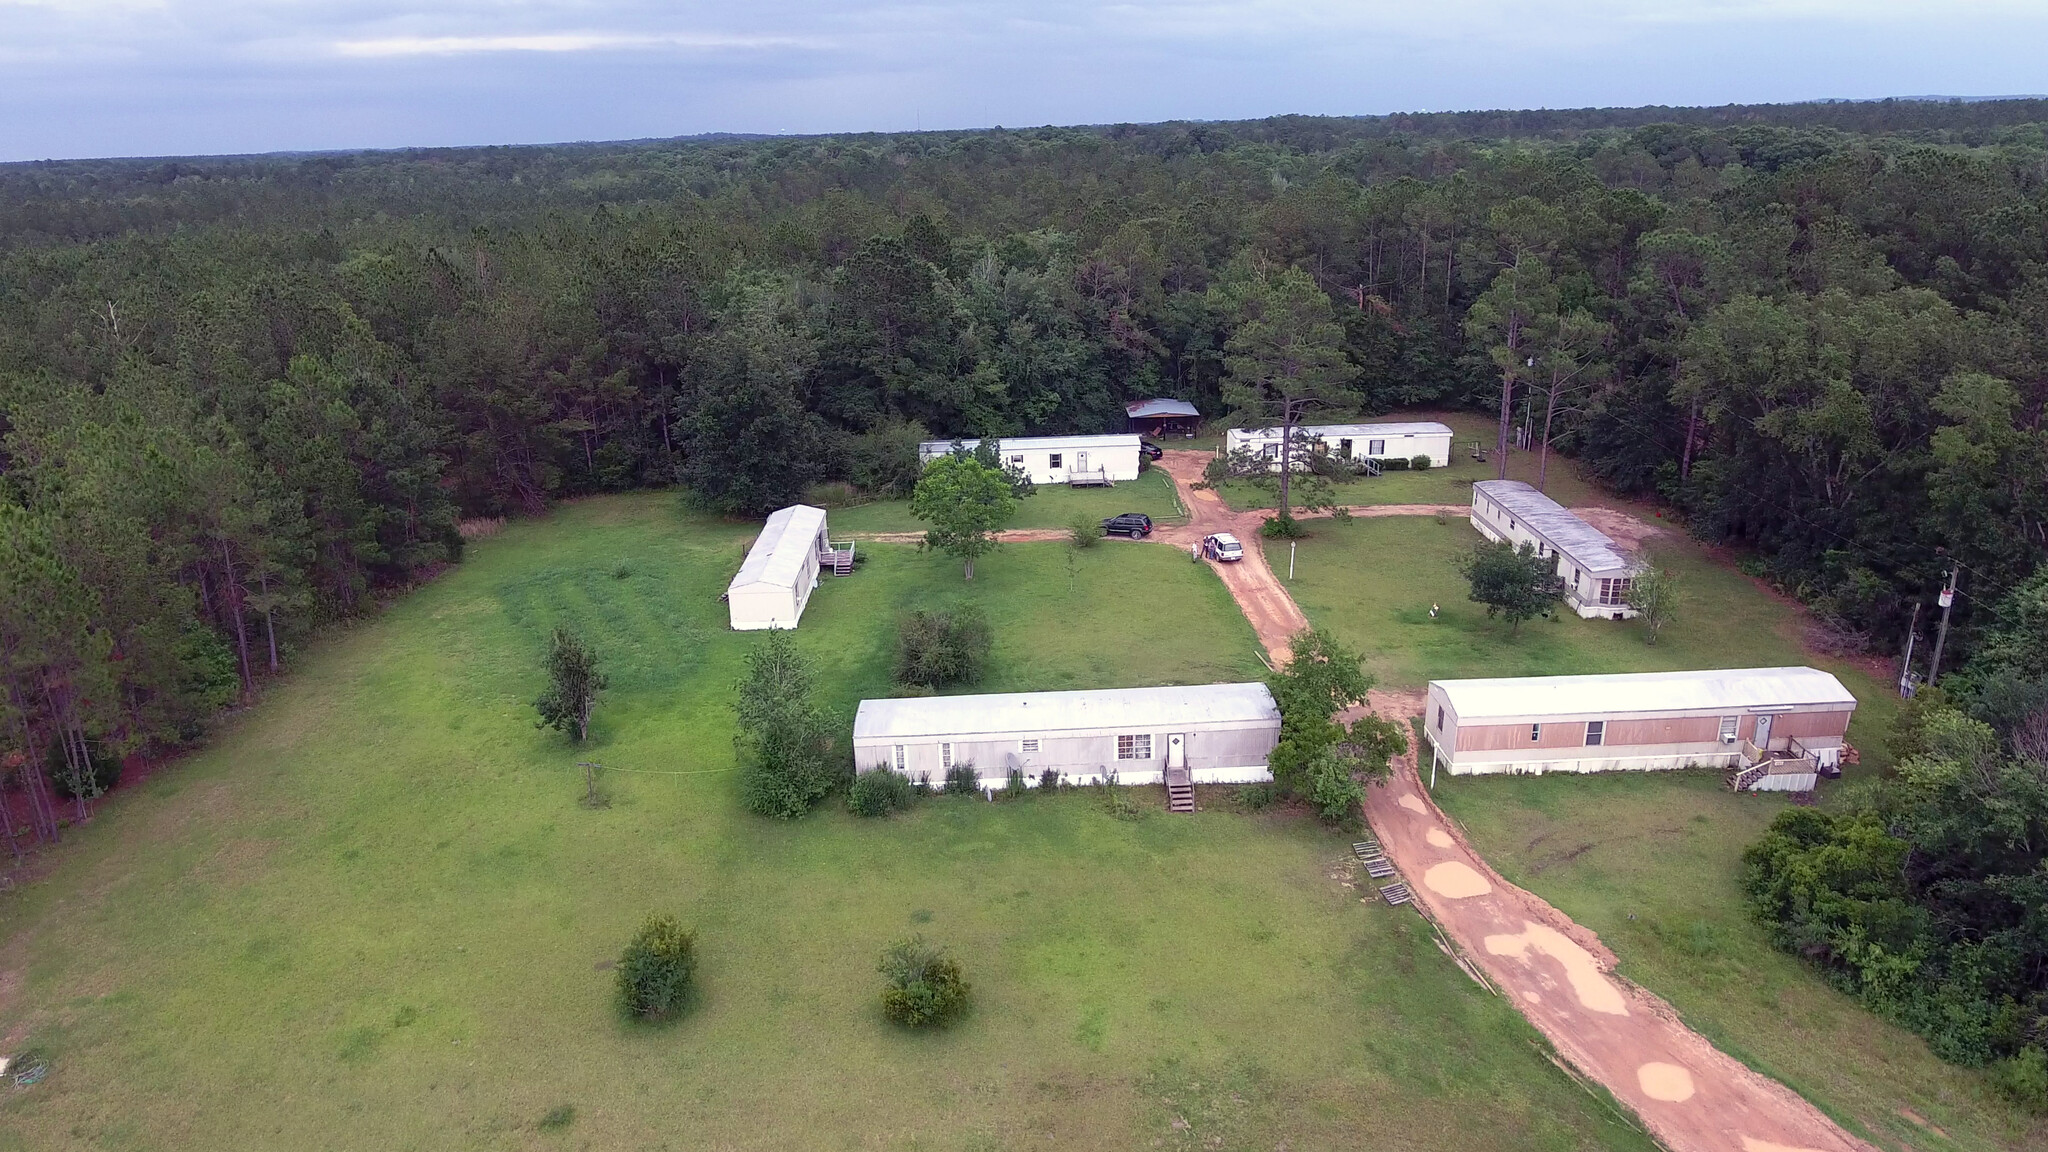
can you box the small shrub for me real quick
[1235,781,1279,811]
[1099,770,1144,821]
[1260,514,1306,539]
[911,772,933,796]
[1410,454,1432,471]
[943,763,980,795]
[849,767,915,817]
[1330,506,1352,523]
[538,1104,577,1131]
[1069,516,1103,548]
[1435,509,1450,526]
[879,936,971,1027]
[1003,768,1028,800]
[1736,555,1769,579]
[1993,1046,2048,1113]
[616,914,697,1021]
[895,609,993,688]
[1037,767,1062,791]
[1379,455,1409,471]
[611,563,631,580]
[45,737,119,800]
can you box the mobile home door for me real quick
[1167,734,1185,769]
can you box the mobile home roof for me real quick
[1233,421,1453,440]
[918,434,1142,455]
[1432,666,1856,722]
[727,504,826,593]
[855,682,1278,741]
[1472,479,1634,573]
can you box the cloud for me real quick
[331,30,820,58]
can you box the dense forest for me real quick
[2,101,2045,840]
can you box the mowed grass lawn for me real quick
[1218,409,1610,513]
[1274,515,2041,1150]
[826,468,1184,535]
[0,492,1655,1152]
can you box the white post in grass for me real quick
[1289,542,1296,580]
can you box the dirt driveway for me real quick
[1152,451,1875,1152]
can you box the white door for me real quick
[1167,734,1185,769]
[1076,450,1089,473]
[1753,713,1774,750]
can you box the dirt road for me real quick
[1150,452,1875,1152]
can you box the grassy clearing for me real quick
[1275,513,2039,1150]
[1218,410,1610,512]
[0,492,1653,1152]
[826,467,1184,535]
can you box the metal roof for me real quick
[1472,480,1634,573]
[726,504,827,593]
[855,682,1279,741]
[1126,398,1202,418]
[1229,421,1454,441]
[919,434,1142,456]
[1432,667,1857,722]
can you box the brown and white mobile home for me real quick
[1422,667,1857,791]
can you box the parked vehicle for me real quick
[1101,513,1153,538]
[1202,533,1244,562]
[1139,440,1164,461]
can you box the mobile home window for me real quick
[1261,443,1279,459]
[1116,733,1152,760]
[1020,738,1040,754]
[892,745,906,771]
[940,742,954,769]
[1719,716,1739,743]
[1368,438,1386,455]
[1598,577,1634,606]
[1435,706,1445,729]
[1048,453,1063,469]
[1009,455,1024,468]
[1585,721,1605,746]
[1530,723,1542,742]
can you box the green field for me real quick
[824,468,1184,535]
[1217,410,1610,512]
[1274,514,2040,1150]
[0,492,1655,1152]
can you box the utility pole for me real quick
[1926,565,1959,689]
[1897,600,1922,697]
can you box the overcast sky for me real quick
[2,1,2044,162]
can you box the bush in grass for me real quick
[1994,1046,2048,1113]
[1410,454,1432,471]
[879,936,970,1027]
[911,772,933,796]
[943,763,980,795]
[1037,767,1062,791]
[894,609,993,688]
[616,914,697,1021]
[1378,455,1409,471]
[1002,768,1028,800]
[1235,781,1279,811]
[1260,514,1306,539]
[849,767,915,817]
[1068,516,1104,548]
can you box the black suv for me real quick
[1101,513,1153,538]
[1139,439,1164,460]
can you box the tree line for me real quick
[2,102,2046,841]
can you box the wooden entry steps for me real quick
[1165,766,1194,813]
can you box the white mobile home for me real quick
[917,435,1143,486]
[853,683,1281,790]
[725,504,832,630]
[1423,666,1857,791]
[1224,422,1454,469]
[1470,480,1640,619]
